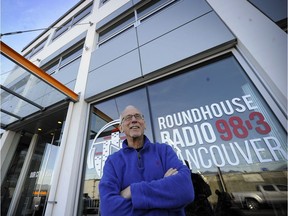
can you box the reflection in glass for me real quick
[148,55,287,174]
[81,54,287,216]
[80,89,153,215]
[0,52,71,126]
[14,131,61,216]
[1,135,31,216]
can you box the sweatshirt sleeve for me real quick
[99,157,133,216]
[130,144,194,210]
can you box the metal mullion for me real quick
[59,55,81,73]
[0,84,45,110]
[98,24,134,46]
[138,0,177,22]
[0,108,22,120]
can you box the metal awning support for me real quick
[0,108,22,120]
[0,41,80,128]
[0,41,79,102]
[0,84,45,110]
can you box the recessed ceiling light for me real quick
[58,121,62,124]
[37,128,42,131]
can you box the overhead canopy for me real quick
[0,41,79,129]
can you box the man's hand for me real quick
[164,168,178,177]
[121,186,131,199]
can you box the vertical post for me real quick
[217,166,227,192]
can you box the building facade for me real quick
[1,0,287,215]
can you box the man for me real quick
[99,105,194,215]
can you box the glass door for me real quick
[1,134,32,216]
[14,129,62,216]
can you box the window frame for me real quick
[53,20,73,40]
[27,37,48,58]
[42,41,84,75]
[52,3,93,41]
[99,0,110,8]
[97,0,178,46]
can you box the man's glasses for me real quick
[121,113,144,123]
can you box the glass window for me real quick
[53,20,72,40]
[32,39,47,55]
[24,51,32,60]
[248,0,287,31]
[53,3,93,40]
[81,54,287,215]
[98,12,135,43]
[277,185,288,191]
[42,42,83,76]
[29,38,48,57]
[44,61,59,75]
[59,44,83,67]
[99,0,110,7]
[137,0,174,20]
[97,0,177,45]
[248,0,287,23]
[72,4,93,25]
[263,185,276,191]
[148,54,286,173]
[78,88,153,215]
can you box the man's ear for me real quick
[119,124,123,133]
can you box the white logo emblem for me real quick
[87,120,123,178]
[87,120,186,178]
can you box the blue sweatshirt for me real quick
[99,136,194,216]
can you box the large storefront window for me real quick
[78,89,154,215]
[81,54,287,215]
[148,55,286,173]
